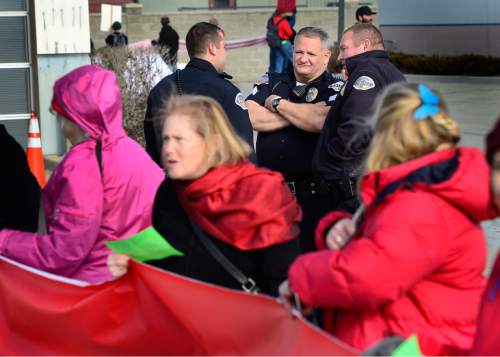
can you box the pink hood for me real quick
[51,65,126,144]
[0,65,164,283]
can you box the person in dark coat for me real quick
[312,23,406,214]
[144,22,255,167]
[0,124,40,232]
[105,21,128,47]
[109,95,301,297]
[158,16,179,69]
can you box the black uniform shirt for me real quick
[144,58,254,166]
[246,70,343,181]
[313,50,406,180]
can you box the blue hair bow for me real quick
[413,84,440,120]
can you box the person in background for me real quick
[470,118,500,355]
[0,65,163,283]
[280,82,495,355]
[355,6,377,23]
[0,124,40,233]
[158,16,179,71]
[105,21,128,47]
[144,22,254,167]
[327,42,345,80]
[208,17,219,26]
[267,9,294,74]
[109,95,301,297]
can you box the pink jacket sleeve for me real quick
[0,169,103,277]
[289,192,448,309]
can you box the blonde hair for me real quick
[365,83,460,173]
[161,95,251,166]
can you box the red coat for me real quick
[471,254,500,355]
[273,15,293,41]
[288,147,496,355]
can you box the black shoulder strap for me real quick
[95,140,103,177]
[175,69,182,95]
[188,219,259,294]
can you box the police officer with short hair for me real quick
[246,26,344,252]
[313,23,406,214]
[145,22,254,166]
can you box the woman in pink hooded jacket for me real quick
[0,65,164,283]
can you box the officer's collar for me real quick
[291,70,330,87]
[187,57,219,74]
[345,50,388,75]
[187,58,233,79]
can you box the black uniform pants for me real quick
[295,179,360,253]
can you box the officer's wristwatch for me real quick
[271,96,283,112]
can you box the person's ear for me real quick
[363,39,371,51]
[323,49,332,64]
[207,41,217,56]
[208,134,221,163]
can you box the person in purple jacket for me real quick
[0,65,164,283]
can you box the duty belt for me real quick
[287,177,358,199]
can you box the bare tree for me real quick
[92,46,170,146]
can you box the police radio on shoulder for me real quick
[272,96,283,112]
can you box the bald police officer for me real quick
[313,23,405,214]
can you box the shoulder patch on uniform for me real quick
[254,73,269,86]
[329,81,344,92]
[353,76,375,90]
[235,93,247,110]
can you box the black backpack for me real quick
[106,32,127,47]
[266,14,285,48]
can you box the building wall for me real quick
[37,54,90,154]
[379,0,500,56]
[139,0,323,13]
[90,4,362,82]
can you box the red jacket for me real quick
[471,254,500,355]
[289,147,496,355]
[273,15,293,41]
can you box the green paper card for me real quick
[392,335,422,356]
[105,227,183,262]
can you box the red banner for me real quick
[0,257,357,355]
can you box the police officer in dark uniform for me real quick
[246,27,344,252]
[145,22,254,166]
[313,23,406,213]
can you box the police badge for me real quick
[353,76,376,91]
[235,93,247,110]
[305,87,318,102]
[329,81,344,92]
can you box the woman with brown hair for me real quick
[109,95,301,296]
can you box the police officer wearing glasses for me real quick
[246,27,344,252]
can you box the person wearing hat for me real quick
[105,21,128,47]
[355,5,376,23]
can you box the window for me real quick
[0,0,33,146]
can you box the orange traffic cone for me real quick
[27,112,46,188]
